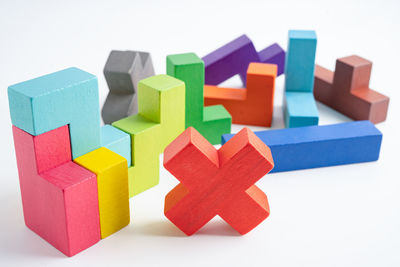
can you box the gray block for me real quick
[101,50,155,124]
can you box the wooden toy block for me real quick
[202,35,285,86]
[74,147,130,239]
[204,63,277,126]
[102,50,155,124]
[222,120,382,173]
[101,125,131,166]
[112,74,185,197]
[314,55,390,123]
[12,125,100,257]
[258,43,286,76]
[284,92,319,128]
[8,67,101,159]
[167,53,231,144]
[284,30,319,128]
[163,127,274,235]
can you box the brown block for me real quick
[314,55,389,123]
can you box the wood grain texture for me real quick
[12,125,100,257]
[112,74,185,196]
[222,120,382,173]
[163,127,274,235]
[204,63,277,126]
[167,53,231,144]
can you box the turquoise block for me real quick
[284,92,319,128]
[8,67,101,159]
[101,125,131,166]
[285,30,317,92]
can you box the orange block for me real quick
[204,63,277,127]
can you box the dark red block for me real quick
[314,55,389,123]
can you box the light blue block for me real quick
[8,67,101,159]
[284,92,319,127]
[285,30,317,92]
[283,30,319,128]
[101,125,131,166]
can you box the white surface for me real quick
[0,0,399,266]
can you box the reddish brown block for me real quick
[314,55,389,123]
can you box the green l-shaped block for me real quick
[167,53,231,144]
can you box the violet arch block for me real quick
[221,121,382,173]
[202,34,285,86]
[283,30,319,128]
[8,67,101,159]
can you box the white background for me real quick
[0,0,399,266]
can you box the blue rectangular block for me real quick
[285,30,317,92]
[8,67,100,159]
[101,125,131,166]
[285,92,319,128]
[221,121,382,173]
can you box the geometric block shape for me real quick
[74,147,130,239]
[12,125,100,257]
[112,74,185,197]
[284,92,319,128]
[258,43,286,76]
[102,50,155,124]
[221,120,382,173]
[202,34,285,86]
[314,55,390,123]
[167,53,231,144]
[283,30,319,127]
[8,67,101,159]
[285,30,317,92]
[204,63,277,126]
[164,127,274,235]
[101,125,131,166]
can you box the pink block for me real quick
[12,125,101,257]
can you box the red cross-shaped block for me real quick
[163,127,274,235]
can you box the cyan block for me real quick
[285,92,319,128]
[285,30,317,92]
[101,125,131,166]
[8,67,100,159]
[283,30,318,128]
[221,121,382,173]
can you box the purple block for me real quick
[202,35,286,86]
[203,35,259,85]
[258,43,285,76]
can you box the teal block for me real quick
[101,125,131,166]
[285,30,317,92]
[283,30,319,128]
[284,92,319,128]
[8,67,101,159]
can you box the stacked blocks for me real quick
[222,120,382,173]
[167,53,231,144]
[164,127,274,235]
[8,67,130,256]
[204,63,277,127]
[314,55,390,123]
[102,50,155,124]
[284,30,319,128]
[112,74,185,197]
[202,34,285,86]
